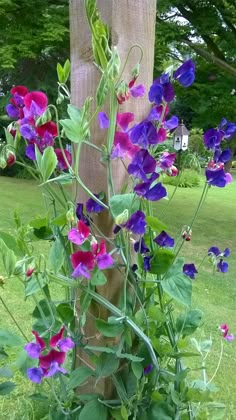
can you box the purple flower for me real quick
[204,128,223,150]
[143,255,152,271]
[76,203,90,226]
[45,362,67,377]
[144,364,153,375]
[24,342,42,359]
[134,238,150,254]
[205,167,232,188]
[174,60,195,87]
[214,148,232,164]
[208,246,221,256]
[20,124,36,141]
[125,211,146,235]
[27,367,44,384]
[134,176,167,202]
[158,152,176,170]
[130,121,158,148]
[128,149,156,181]
[6,104,20,119]
[183,263,198,279]
[154,231,174,248]
[148,73,175,105]
[98,112,109,129]
[86,194,104,213]
[57,337,75,352]
[130,84,145,98]
[217,260,228,273]
[163,116,179,130]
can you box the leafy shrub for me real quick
[163,169,201,188]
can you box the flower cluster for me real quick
[68,220,113,279]
[204,118,236,188]
[24,326,74,383]
[6,86,71,168]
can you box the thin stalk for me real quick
[0,295,29,341]
[207,339,224,385]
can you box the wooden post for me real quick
[70,0,156,395]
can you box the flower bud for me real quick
[166,165,178,177]
[116,81,130,104]
[6,151,16,167]
[182,226,192,241]
[56,92,65,105]
[129,63,140,88]
[26,266,35,277]
[115,209,129,225]
[66,207,75,223]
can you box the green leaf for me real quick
[33,226,54,240]
[147,402,174,420]
[63,59,71,83]
[0,232,23,256]
[96,319,124,337]
[176,309,203,337]
[15,350,37,375]
[29,215,48,229]
[149,249,175,276]
[131,362,143,379]
[4,127,14,146]
[60,118,83,143]
[41,146,58,182]
[79,398,108,420]
[0,238,16,276]
[90,267,107,286]
[110,194,139,219]
[84,345,116,354]
[25,274,46,297]
[162,258,192,306]
[56,303,74,324]
[146,216,167,232]
[29,393,49,402]
[0,329,23,347]
[0,367,13,378]
[48,238,65,273]
[67,366,94,390]
[95,353,119,378]
[57,62,64,83]
[118,353,143,362]
[51,212,67,226]
[0,381,16,396]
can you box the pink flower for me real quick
[219,323,234,341]
[68,220,90,245]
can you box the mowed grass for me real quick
[0,175,235,419]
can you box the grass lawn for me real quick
[0,174,236,419]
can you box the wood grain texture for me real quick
[70,0,156,396]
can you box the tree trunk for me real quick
[70,0,156,396]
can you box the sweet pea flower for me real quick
[219,324,234,342]
[148,73,175,105]
[125,211,146,235]
[134,174,167,202]
[130,121,158,148]
[111,112,139,159]
[205,165,232,188]
[25,326,74,384]
[154,231,174,248]
[183,263,198,280]
[68,220,90,245]
[208,246,230,273]
[71,239,113,279]
[76,203,90,226]
[157,152,176,171]
[203,128,224,150]
[128,149,156,181]
[173,60,196,87]
[134,238,150,254]
[86,194,105,213]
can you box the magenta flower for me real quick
[116,112,134,131]
[71,240,113,279]
[23,91,48,119]
[68,220,90,245]
[111,132,140,159]
[25,326,74,384]
[219,324,234,342]
[54,148,72,170]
